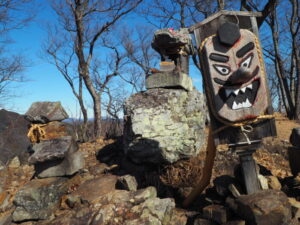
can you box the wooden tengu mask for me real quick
[201,22,268,123]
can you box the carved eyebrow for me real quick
[236,42,255,58]
[209,53,229,62]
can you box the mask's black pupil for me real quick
[222,69,226,73]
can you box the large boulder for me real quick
[12,177,69,222]
[0,109,30,165]
[123,88,206,164]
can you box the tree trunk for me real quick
[270,10,295,118]
[81,69,102,139]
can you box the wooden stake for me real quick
[183,127,217,207]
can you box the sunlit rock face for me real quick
[123,88,207,164]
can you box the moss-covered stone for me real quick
[124,88,206,164]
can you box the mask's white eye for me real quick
[213,65,231,76]
[241,55,253,68]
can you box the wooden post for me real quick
[237,149,260,194]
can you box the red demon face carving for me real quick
[200,22,268,123]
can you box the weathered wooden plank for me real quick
[189,10,262,33]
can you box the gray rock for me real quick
[133,186,157,204]
[0,109,30,166]
[28,136,78,164]
[25,101,69,123]
[116,175,138,191]
[12,177,68,222]
[235,190,292,225]
[34,150,84,178]
[290,127,300,148]
[131,197,175,225]
[124,88,206,164]
[0,212,12,225]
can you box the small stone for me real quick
[25,101,69,123]
[213,175,236,197]
[116,175,138,191]
[8,156,21,168]
[65,195,82,208]
[203,204,228,224]
[228,184,241,197]
[266,176,282,190]
[133,186,157,204]
[258,174,269,190]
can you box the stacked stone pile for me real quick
[25,101,84,178]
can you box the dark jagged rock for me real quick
[0,109,30,166]
[12,177,69,222]
[234,190,292,225]
[25,102,69,123]
[28,136,77,164]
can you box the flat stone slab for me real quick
[34,150,84,178]
[25,101,69,123]
[28,136,77,164]
[146,71,193,91]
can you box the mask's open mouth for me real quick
[221,79,260,110]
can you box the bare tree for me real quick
[48,0,143,139]
[44,26,89,141]
[0,0,35,106]
[121,25,158,92]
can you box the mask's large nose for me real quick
[227,67,253,85]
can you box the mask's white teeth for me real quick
[243,98,252,108]
[232,101,238,110]
[247,83,253,89]
[234,89,239,95]
[241,87,247,93]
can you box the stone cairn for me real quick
[124,28,207,164]
[25,101,84,178]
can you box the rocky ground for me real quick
[0,113,300,225]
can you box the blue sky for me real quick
[4,1,203,118]
[6,1,83,115]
